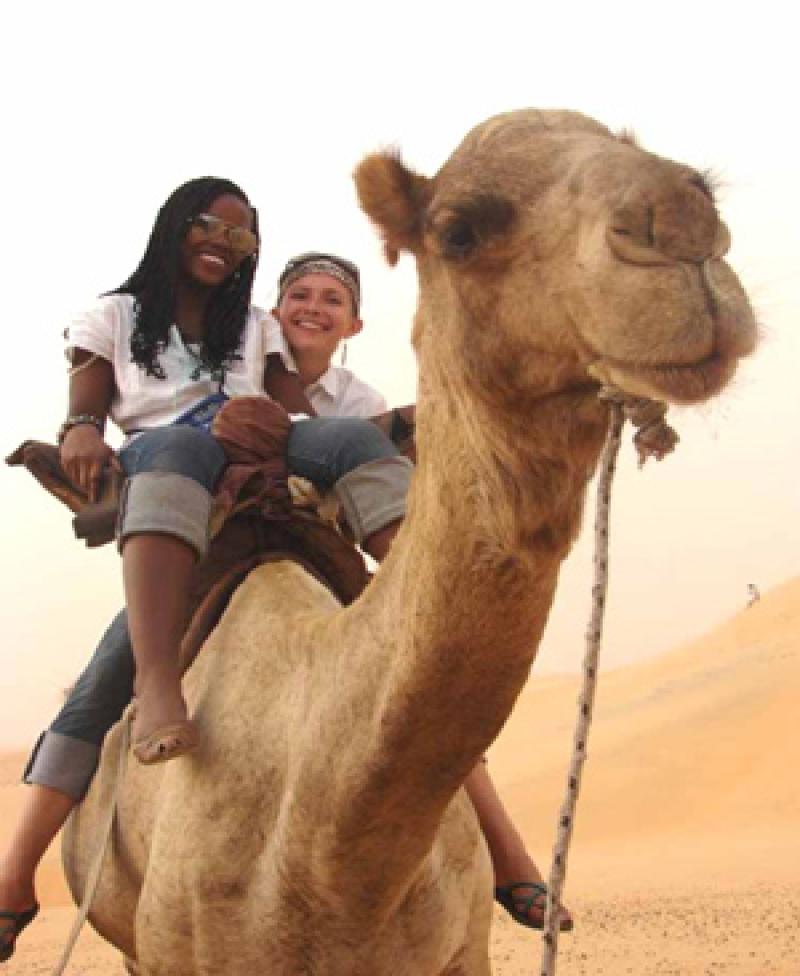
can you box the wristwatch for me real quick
[57,414,105,446]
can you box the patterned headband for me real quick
[277,252,361,312]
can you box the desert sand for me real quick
[2,578,798,974]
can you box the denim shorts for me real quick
[119,424,227,487]
[117,416,401,508]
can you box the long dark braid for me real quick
[108,177,260,381]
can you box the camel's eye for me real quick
[430,194,516,263]
[440,218,478,260]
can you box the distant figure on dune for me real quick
[747,583,761,608]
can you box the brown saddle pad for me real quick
[180,511,371,670]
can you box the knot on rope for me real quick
[598,387,679,466]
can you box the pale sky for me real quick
[0,1,798,748]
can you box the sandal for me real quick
[132,721,198,765]
[0,904,39,963]
[495,881,573,932]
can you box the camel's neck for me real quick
[338,342,609,833]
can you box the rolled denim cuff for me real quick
[333,456,412,543]
[117,471,212,557]
[23,731,100,801]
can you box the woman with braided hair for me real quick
[0,182,413,961]
[58,181,408,766]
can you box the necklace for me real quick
[179,333,227,388]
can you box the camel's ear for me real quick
[354,151,431,266]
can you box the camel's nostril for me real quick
[609,204,654,250]
[609,188,722,265]
[606,224,673,267]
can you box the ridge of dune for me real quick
[489,576,800,891]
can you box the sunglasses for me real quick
[186,214,259,258]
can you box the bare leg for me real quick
[123,534,195,756]
[0,785,75,949]
[465,761,572,928]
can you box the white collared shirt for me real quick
[65,296,387,432]
[304,366,387,418]
[268,316,387,418]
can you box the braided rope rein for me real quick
[539,389,678,976]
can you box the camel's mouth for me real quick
[592,350,736,405]
[609,353,738,404]
[585,295,758,406]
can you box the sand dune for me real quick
[490,576,800,888]
[2,578,798,973]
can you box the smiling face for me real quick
[181,193,257,289]
[275,273,363,365]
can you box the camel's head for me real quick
[355,110,756,407]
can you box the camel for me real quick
[62,109,756,975]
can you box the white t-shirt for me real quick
[65,295,387,431]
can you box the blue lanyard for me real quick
[172,392,229,432]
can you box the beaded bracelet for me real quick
[57,414,105,446]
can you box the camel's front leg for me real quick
[441,950,493,976]
[438,901,493,976]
